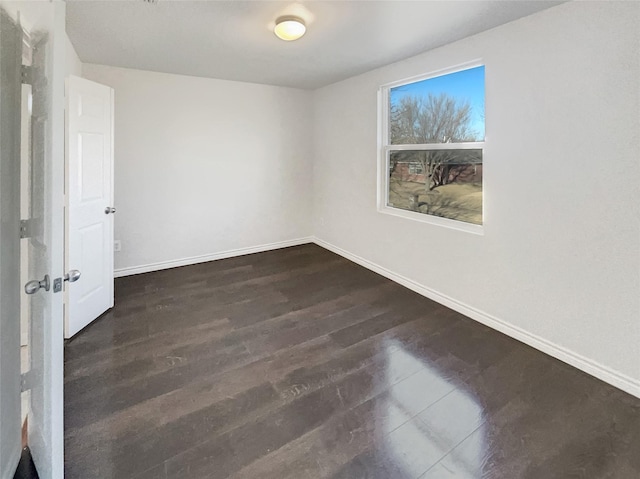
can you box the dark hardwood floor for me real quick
[64,244,640,478]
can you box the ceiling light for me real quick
[274,16,306,41]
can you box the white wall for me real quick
[64,33,81,77]
[313,1,640,395]
[82,64,314,274]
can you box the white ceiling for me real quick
[66,1,563,90]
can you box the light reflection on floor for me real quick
[382,340,486,477]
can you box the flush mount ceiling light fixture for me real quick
[274,16,306,41]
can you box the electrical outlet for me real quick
[114,240,122,252]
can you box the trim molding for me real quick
[114,237,314,278]
[312,236,640,399]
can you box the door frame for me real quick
[0,7,25,478]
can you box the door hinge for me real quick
[20,219,31,238]
[21,370,34,393]
[20,219,34,239]
[21,65,33,85]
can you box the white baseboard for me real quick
[312,237,640,399]
[114,237,314,278]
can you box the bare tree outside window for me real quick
[384,66,485,225]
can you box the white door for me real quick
[66,75,114,338]
[0,8,24,479]
[26,4,66,478]
[2,1,67,478]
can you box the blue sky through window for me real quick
[390,66,485,140]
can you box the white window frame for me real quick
[377,60,485,235]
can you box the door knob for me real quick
[64,270,81,283]
[105,207,116,214]
[25,275,50,295]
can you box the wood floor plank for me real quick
[111,383,279,479]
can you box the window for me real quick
[379,64,485,229]
[408,163,423,175]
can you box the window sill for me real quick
[378,205,484,236]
